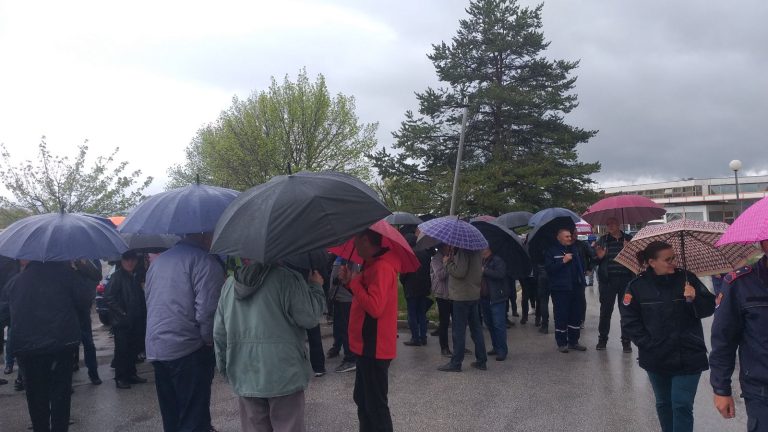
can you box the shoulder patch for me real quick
[725,266,753,284]
[622,293,633,306]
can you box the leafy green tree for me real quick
[371,0,600,215]
[168,69,378,190]
[0,137,153,222]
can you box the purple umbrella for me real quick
[717,196,768,246]
[582,195,666,225]
[416,216,489,251]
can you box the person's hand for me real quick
[442,255,450,264]
[309,270,324,286]
[714,395,736,419]
[684,282,696,301]
[595,245,606,259]
[563,253,573,264]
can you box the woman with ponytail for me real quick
[619,241,716,432]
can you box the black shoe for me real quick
[487,349,498,356]
[441,348,453,358]
[0,378,7,385]
[14,377,24,391]
[520,317,528,325]
[403,339,421,347]
[421,338,428,346]
[622,341,633,353]
[314,371,326,378]
[430,329,440,337]
[116,380,131,389]
[464,348,472,355]
[127,375,147,384]
[3,365,12,375]
[568,344,587,352]
[437,363,461,372]
[470,361,487,371]
[558,346,569,353]
[538,325,549,334]
[534,317,541,327]
[334,362,356,373]
[326,347,340,359]
[506,318,515,327]
[495,355,507,362]
[72,363,80,372]
[596,340,607,351]
[512,312,520,317]
[89,374,103,385]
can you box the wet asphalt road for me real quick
[0,286,749,431]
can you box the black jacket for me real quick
[104,267,147,330]
[595,232,634,284]
[400,249,431,299]
[543,243,586,292]
[0,261,91,356]
[481,254,509,304]
[620,269,715,375]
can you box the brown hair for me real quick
[636,241,673,266]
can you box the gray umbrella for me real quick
[211,171,391,263]
[496,211,534,230]
[384,212,423,226]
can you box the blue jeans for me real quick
[153,346,216,432]
[480,298,508,357]
[646,371,701,432]
[406,296,428,342]
[449,300,487,367]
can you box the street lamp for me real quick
[729,159,743,214]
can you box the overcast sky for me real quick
[1,0,766,194]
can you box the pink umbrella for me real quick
[717,196,768,246]
[582,195,666,225]
[575,219,593,235]
[328,219,421,273]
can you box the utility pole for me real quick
[449,98,469,216]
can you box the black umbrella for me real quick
[526,208,580,265]
[496,211,534,230]
[211,171,391,263]
[384,212,423,226]
[471,221,532,279]
[0,212,128,261]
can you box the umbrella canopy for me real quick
[328,219,420,273]
[614,219,759,276]
[526,208,580,264]
[470,215,497,223]
[582,195,666,226]
[496,211,534,230]
[471,221,531,279]
[418,214,438,223]
[717,196,768,246]
[121,233,180,252]
[0,212,128,261]
[575,219,593,236]
[120,184,239,235]
[416,216,489,251]
[284,248,332,273]
[109,216,126,227]
[211,171,391,263]
[384,211,423,226]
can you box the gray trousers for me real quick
[239,390,306,432]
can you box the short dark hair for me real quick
[636,241,673,266]
[358,229,382,247]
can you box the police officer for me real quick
[710,239,768,430]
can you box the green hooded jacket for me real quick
[213,263,325,398]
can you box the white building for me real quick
[601,175,768,224]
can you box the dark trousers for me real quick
[646,372,701,432]
[18,346,76,432]
[551,290,582,347]
[152,347,216,432]
[4,326,14,367]
[354,356,393,432]
[506,279,518,316]
[332,301,354,362]
[113,327,140,380]
[536,268,550,326]
[745,397,768,432]
[436,298,452,350]
[598,278,631,342]
[449,300,487,367]
[306,325,325,373]
[520,277,538,318]
[79,314,98,377]
[405,296,428,342]
[481,298,508,357]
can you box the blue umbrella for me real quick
[0,212,128,261]
[417,216,489,251]
[527,207,580,228]
[119,184,239,234]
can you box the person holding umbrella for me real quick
[620,241,715,432]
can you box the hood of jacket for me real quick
[233,263,273,300]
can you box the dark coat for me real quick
[400,249,431,299]
[481,254,509,304]
[620,269,715,375]
[104,267,147,331]
[0,261,91,356]
[543,243,586,292]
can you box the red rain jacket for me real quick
[348,250,399,360]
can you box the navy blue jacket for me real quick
[543,243,586,292]
[710,258,768,398]
[481,254,509,304]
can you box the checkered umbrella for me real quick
[416,216,489,251]
[614,219,760,276]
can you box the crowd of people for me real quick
[0,212,766,432]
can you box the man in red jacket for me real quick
[339,229,398,432]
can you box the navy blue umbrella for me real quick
[471,221,531,279]
[119,184,239,235]
[526,208,580,265]
[0,212,128,261]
